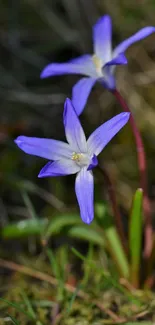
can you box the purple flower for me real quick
[15,99,130,224]
[41,15,155,115]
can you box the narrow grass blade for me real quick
[20,291,36,320]
[21,191,37,220]
[47,248,65,300]
[7,315,20,325]
[82,244,94,286]
[68,225,105,246]
[0,298,33,319]
[104,226,129,279]
[45,214,80,238]
[129,188,143,288]
[71,247,86,261]
[47,248,61,280]
[66,284,81,315]
[71,248,141,306]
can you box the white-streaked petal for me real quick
[72,77,97,116]
[87,112,130,156]
[41,55,96,78]
[93,15,112,63]
[99,66,116,90]
[75,167,94,224]
[15,136,73,160]
[113,26,155,58]
[103,53,128,67]
[38,159,80,177]
[63,98,87,153]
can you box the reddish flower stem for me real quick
[98,166,128,255]
[113,89,152,259]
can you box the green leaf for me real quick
[96,203,129,278]
[1,218,48,238]
[129,188,143,288]
[45,214,80,238]
[104,225,129,279]
[68,225,104,246]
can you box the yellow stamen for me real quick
[92,54,102,74]
[71,152,83,162]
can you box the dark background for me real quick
[1,0,155,223]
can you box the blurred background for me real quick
[1,0,155,214]
[1,0,155,323]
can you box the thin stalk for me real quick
[112,89,152,260]
[98,166,128,255]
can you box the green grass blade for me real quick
[44,214,80,238]
[47,248,65,300]
[66,284,81,315]
[129,188,143,288]
[7,315,20,325]
[82,244,94,286]
[0,298,33,319]
[71,248,141,306]
[47,248,61,280]
[21,191,37,220]
[71,247,85,261]
[20,291,36,320]
[68,225,105,246]
[104,226,129,278]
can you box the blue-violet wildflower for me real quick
[41,15,155,115]
[15,99,130,224]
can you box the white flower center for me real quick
[92,54,103,77]
[71,152,89,168]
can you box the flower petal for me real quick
[100,53,127,90]
[75,167,94,224]
[40,55,96,78]
[93,15,112,63]
[15,136,72,160]
[72,77,97,116]
[87,154,98,171]
[113,26,155,57]
[103,53,127,67]
[38,159,80,177]
[87,112,130,156]
[99,69,116,90]
[63,98,87,152]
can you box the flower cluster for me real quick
[15,15,155,224]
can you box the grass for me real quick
[0,244,155,324]
[0,189,154,324]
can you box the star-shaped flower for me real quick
[15,99,130,224]
[41,15,155,115]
